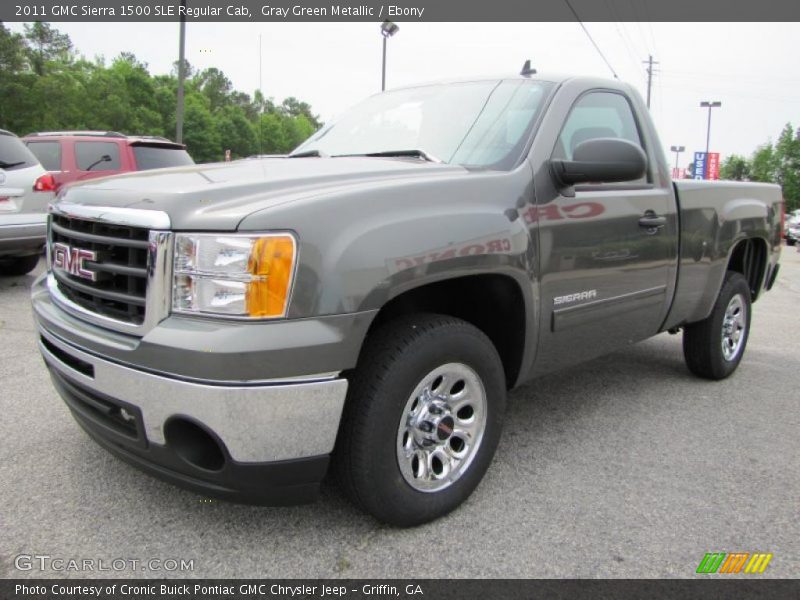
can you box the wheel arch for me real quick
[356,272,531,389]
[725,235,769,301]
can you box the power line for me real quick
[602,0,640,72]
[563,0,618,79]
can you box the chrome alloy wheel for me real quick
[721,293,747,362]
[396,363,487,493]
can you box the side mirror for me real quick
[550,138,647,187]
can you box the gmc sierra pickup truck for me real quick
[32,70,782,526]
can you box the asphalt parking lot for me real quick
[1,250,798,579]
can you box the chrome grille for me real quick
[50,214,150,324]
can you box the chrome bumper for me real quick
[38,326,348,463]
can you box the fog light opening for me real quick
[164,418,226,472]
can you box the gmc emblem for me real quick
[52,242,97,281]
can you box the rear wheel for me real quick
[683,271,751,380]
[0,254,40,276]
[335,314,506,526]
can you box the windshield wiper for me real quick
[287,149,328,158]
[0,160,24,169]
[336,149,443,163]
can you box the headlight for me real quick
[173,233,297,318]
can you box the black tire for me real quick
[335,313,506,527]
[0,254,40,277]
[683,271,752,380]
[787,239,796,247]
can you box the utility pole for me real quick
[175,0,187,143]
[643,54,659,109]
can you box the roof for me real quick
[25,130,126,138]
[23,131,185,148]
[386,72,626,93]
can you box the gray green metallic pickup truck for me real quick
[32,71,783,526]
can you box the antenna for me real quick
[520,59,537,76]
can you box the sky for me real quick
[9,21,800,168]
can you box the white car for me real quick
[0,129,54,275]
[787,222,800,246]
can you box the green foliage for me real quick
[720,154,750,181]
[719,124,800,212]
[0,22,321,163]
[775,124,800,211]
[749,143,777,183]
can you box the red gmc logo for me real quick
[52,242,97,281]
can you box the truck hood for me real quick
[55,157,468,230]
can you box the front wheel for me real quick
[335,314,506,526]
[683,271,752,380]
[0,254,40,276]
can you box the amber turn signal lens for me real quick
[246,235,296,317]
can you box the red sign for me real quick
[706,153,720,180]
[671,168,687,179]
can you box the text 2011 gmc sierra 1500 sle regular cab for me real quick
[32,70,783,526]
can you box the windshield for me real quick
[293,79,553,170]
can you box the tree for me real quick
[280,97,322,129]
[0,23,29,129]
[774,123,800,211]
[257,113,288,154]
[720,154,750,181]
[23,21,72,76]
[181,93,220,162]
[195,67,233,113]
[215,105,257,158]
[281,114,316,151]
[0,22,321,164]
[749,143,777,184]
[0,22,27,73]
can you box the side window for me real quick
[75,142,121,171]
[26,141,62,171]
[555,92,644,163]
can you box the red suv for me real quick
[23,131,194,193]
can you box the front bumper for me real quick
[0,213,47,256]
[37,317,350,505]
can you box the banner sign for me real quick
[3,0,800,22]
[693,152,707,180]
[706,152,720,180]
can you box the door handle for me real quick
[639,211,666,230]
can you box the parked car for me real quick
[23,131,194,193]
[32,70,782,526]
[786,221,800,246]
[784,213,800,245]
[0,129,54,275]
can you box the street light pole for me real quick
[382,35,387,92]
[670,145,685,175]
[380,21,399,92]
[700,101,721,169]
